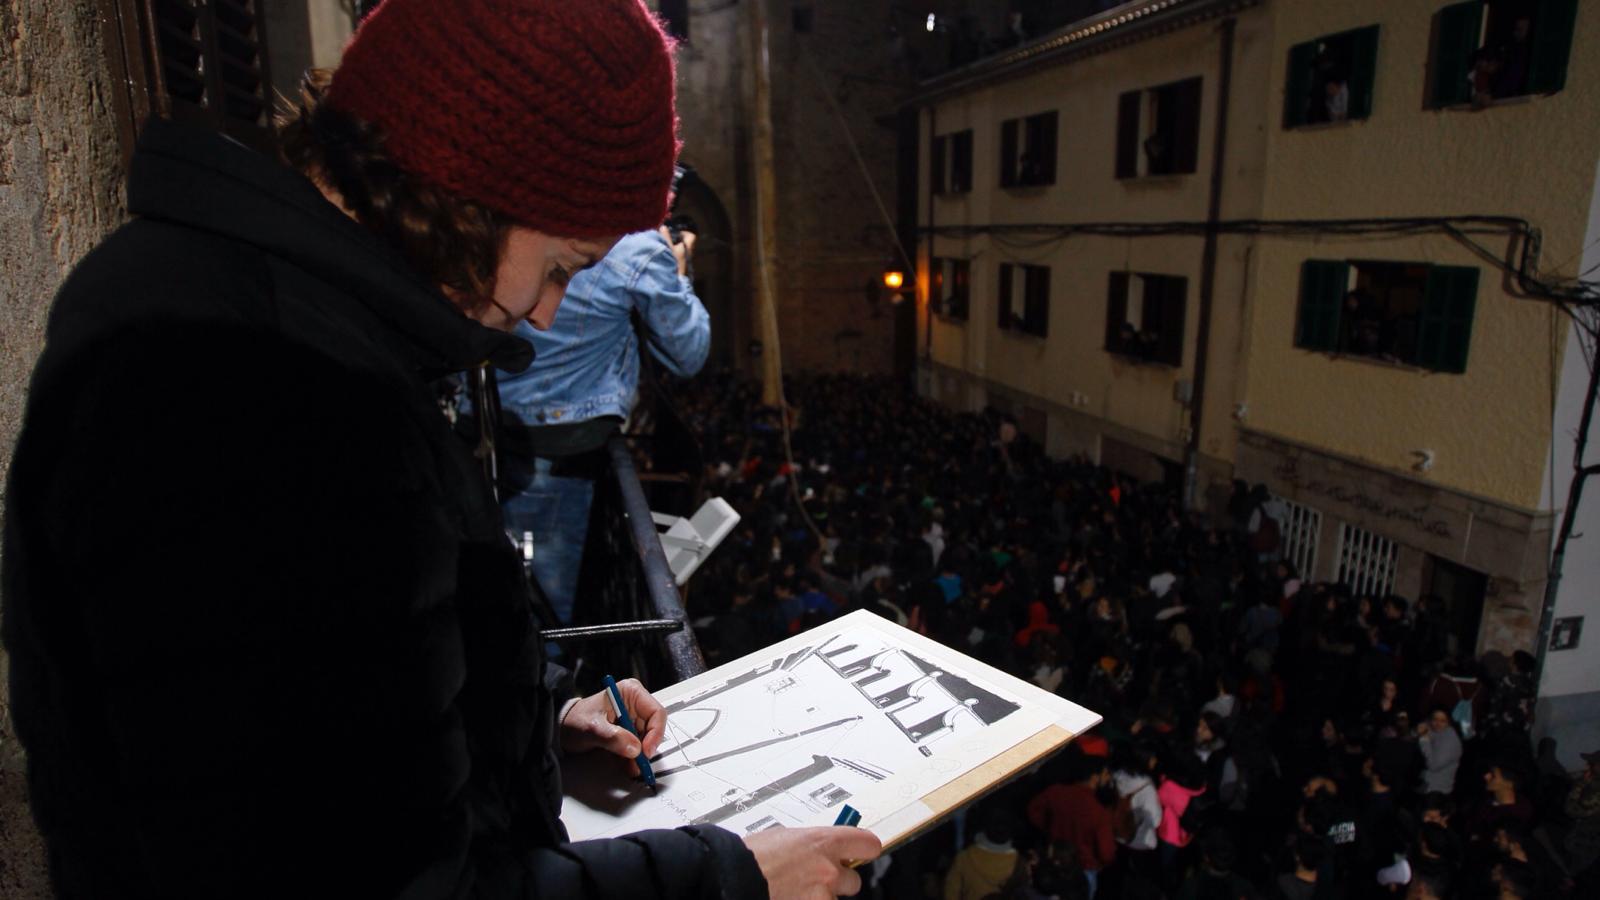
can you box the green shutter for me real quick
[1284,40,1317,128]
[1116,91,1141,179]
[1349,25,1381,119]
[1418,266,1479,373]
[1297,260,1348,352]
[1527,0,1579,94]
[1432,2,1482,107]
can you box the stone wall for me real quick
[2,3,127,895]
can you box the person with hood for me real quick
[0,2,878,897]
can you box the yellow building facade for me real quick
[911,0,1598,703]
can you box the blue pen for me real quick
[603,675,657,791]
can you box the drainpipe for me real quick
[1183,16,1236,511]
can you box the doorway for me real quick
[1424,555,1488,659]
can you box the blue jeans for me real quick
[501,455,595,627]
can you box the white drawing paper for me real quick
[561,610,1100,844]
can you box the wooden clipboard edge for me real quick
[875,723,1079,855]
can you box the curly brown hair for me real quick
[277,70,509,315]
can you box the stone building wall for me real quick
[2,4,128,895]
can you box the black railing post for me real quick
[605,435,706,682]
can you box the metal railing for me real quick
[551,431,706,688]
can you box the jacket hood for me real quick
[126,119,532,376]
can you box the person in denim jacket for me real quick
[495,225,709,625]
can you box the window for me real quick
[1284,26,1381,126]
[931,258,970,321]
[1296,259,1479,373]
[1116,77,1202,179]
[1104,272,1187,366]
[1430,0,1578,107]
[998,264,1050,337]
[930,129,973,195]
[790,5,812,34]
[999,112,1058,188]
[1336,523,1398,597]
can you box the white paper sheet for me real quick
[561,610,1100,844]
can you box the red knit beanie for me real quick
[326,0,679,238]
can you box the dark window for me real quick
[117,0,275,152]
[1295,259,1479,373]
[1115,77,1202,178]
[931,129,973,195]
[1105,272,1187,366]
[931,258,970,321]
[949,130,973,193]
[1284,25,1382,127]
[1430,0,1577,108]
[791,5,812,34]
[999,111,1057,187]
[998,263,1050,337]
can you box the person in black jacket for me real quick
[1,1,878,897]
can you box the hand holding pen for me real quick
[558,675,666,783]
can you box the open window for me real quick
[930,129,974,195]
[931,258,970,321]
[1284,26,1381,126]
[1116,77,1202,179]
[998,264,1050,337]
[1104,272,1187,366]
[999,111,1058,188]
[1429,0,1577,108]
[1296,259,1479,373]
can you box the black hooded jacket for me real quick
[1,120,764,899]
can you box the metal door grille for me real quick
[1335,522,1398,596]
[1274,495,1321,579]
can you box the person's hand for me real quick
[659,225,696,276]
[559,678,665,776]
[744,826,883,900]
[1415,722,1430,738]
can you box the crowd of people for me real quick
[668,371,1600,900]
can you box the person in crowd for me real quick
[1,3,884,899]
[1465,762,1535,850]
[944,808,1022,900]
[1029,753,1120,898]
[1417,707,1464,795]
[1276,834,1325,900]
[1564,749,1600,880]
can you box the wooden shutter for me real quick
[1417,266,1479,373]
[1527,0,1579,94]
[998,264,1015,329]
[1431,2,1482,107]
[1026,266,1050,336]
[1171,77,1203,174]
[1156,276,1187,366]
[951,130,973,193]
[930,134,947,195]
[1106,272,1131,350]
[143,0,275,150]
[1348,25,1381,119]
[1116,91,1141,179]
[1284,40,1317,128]
[1296,260,1348,352]
[1000,119,1019,187]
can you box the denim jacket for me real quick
[495,229,709,427]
